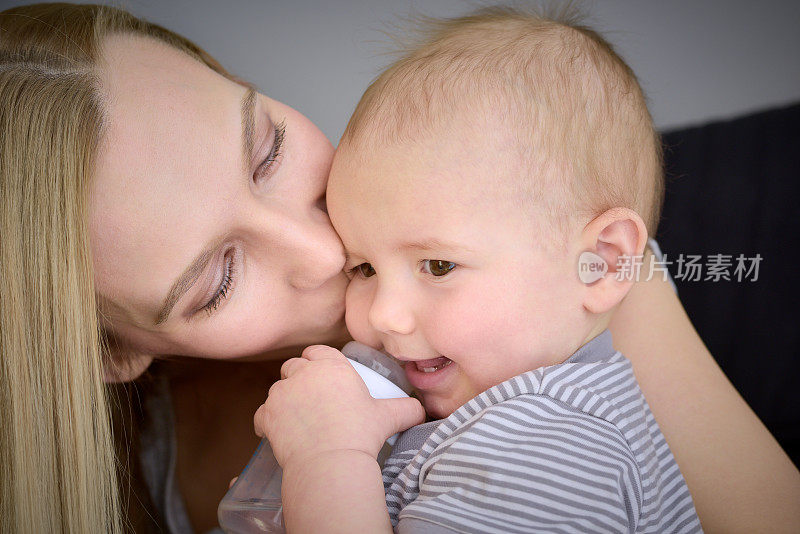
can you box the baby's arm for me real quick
[254,345,424,533]
[281,449,390,533]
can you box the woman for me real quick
[0,3,797,533]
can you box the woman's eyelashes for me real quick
[253,119,286,183]
[346,260,457,279]
[200,249,237,315]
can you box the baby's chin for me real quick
[420,393,462,421]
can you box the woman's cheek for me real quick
[344,281,382,348]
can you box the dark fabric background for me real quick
[657,102,800,468]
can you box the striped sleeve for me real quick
[396,395,643,534]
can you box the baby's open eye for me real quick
[422,260,456,277]
[348,262,376,278]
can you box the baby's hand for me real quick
[254,345,424,471]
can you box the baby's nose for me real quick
[368,282,416,336]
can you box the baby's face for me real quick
[327,131,588,419]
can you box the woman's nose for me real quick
[368,280,415,336]
[284,209,346,291]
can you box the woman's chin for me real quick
[244,311,349,361]
[311,284,348,335]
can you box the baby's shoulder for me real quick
[415,394,644,530]
[454,391,636,455]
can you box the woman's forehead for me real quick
[98,34,243,166]
[100,33,222,96]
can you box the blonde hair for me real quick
[342,4,664,236]
[0,3,238,531]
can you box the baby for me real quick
[257,6,702,533]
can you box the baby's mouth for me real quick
[414,356,453,373]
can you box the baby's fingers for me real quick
[301,344,346,362]
[253,403,270,438]
[378,396,426,436]
[280,357,308,379]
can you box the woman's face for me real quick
[90,34,348,374]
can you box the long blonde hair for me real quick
[0,4,237,531]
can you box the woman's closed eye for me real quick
[200,248,237,315]
[253,119,286,183]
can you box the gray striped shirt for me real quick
[382,330,702,533]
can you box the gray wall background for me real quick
[3,0,799,143]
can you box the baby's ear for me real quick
[101,331,155,383]
[578,207,648,314]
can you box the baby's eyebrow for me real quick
[396,238,471,253]
[342,239,472,268]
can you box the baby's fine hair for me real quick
[342,4,664,236]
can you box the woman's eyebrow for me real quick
[241,86,258,171]
[152,88,257,326]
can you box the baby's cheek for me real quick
[428,285,506,355]
[428,279,530,386]
[343,282,382,348]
